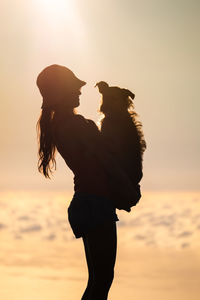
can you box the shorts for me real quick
[68,193,119,238]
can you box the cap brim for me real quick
[79,80,86,87]
[73,76,86,87]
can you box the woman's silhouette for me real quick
[36,64,137,300]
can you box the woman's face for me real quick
[57,69,85,109]
[61,85,82,109]
[37,65,86,110]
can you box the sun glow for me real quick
[34,0,86,41]
[38,0,76,23]
[32,0,87,62]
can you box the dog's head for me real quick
[95,81,135,117]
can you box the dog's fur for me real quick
[96,81,146,210]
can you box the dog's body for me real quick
[101,114,145,211]
[97,82,146,211]
[101,115,143,185]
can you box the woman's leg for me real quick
[81,220,117,300]
[81,235,94,300]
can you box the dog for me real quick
[96,81,146,211]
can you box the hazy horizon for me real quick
[1,190,200,300]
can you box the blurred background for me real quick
[0,0,200,299]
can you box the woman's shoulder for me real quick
[75,115,99,132]
[73,114,85,122]
[54,114,99,142]
[73,114,95,128]
[75,114,97,125]
[54,114,86,131]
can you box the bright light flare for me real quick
[38,0,76,24]
[33,0,87,54]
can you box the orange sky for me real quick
[0,0,199,191]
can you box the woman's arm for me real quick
[54,116,138,209]
[83,120,139,202]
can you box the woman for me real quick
[36,64,136,300]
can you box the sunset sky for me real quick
[0,0,199,191]
[1,2,200,300]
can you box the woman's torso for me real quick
[52,114,110,197]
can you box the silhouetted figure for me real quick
[36,65,137,300]
[96,81,146,211]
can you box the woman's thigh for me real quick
[83,221,117,275]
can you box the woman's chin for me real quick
[74,100,80,108]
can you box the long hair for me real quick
[36,107,56,178]
[36,64,86,178]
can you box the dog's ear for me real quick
[95,81,109,94]
[122,89,135,100]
